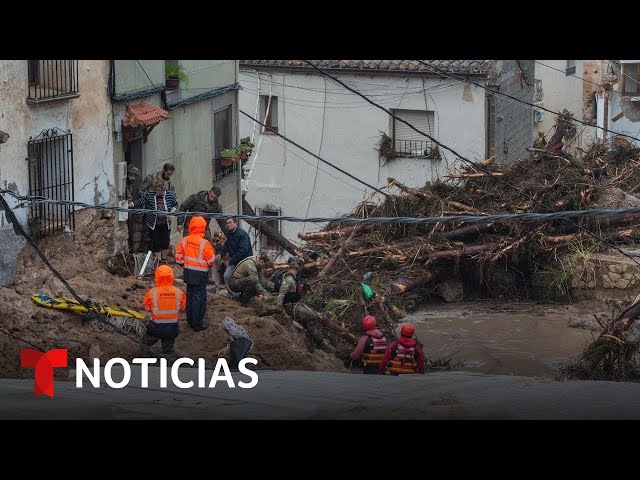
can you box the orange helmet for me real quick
[361,315,376,331]
[400,323,415,337]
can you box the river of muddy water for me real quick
[404,301,596,377]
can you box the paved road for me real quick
[3,367,640,419]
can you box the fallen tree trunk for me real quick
[387,177,430,200]
[242,197,312,262]
[555,213,640,234]
[298,224,363,241]
[346,238,419,258]
[317,314,358,345]
[390,270,439,294]
[389,243,497,263]
[583,293,640,372]
[439,222,494,241]
[319,226,360,277]
[446,172,504,179]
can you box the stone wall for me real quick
[565,251,640,300]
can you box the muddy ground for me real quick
[0,209,346,378]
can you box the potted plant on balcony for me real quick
[219,137,255,168]
[165,63,189,91]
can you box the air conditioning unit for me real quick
[533,110,545,123]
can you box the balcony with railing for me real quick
[394,139,440,159]
[27,60,80,104]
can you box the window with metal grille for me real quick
[259,95,278,133]
[392,109,438,158]
[213,106,237,180]
[27,60,79,103]
[258,206,281,250]
[622,63,640,96]
[27,128,75,239]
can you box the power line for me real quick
[303,60,640,268]
[239,110,388,197]
[535,60,604,89]
[238,115,368,194]
[8,189,640,226]
[136,60,157,88]
[0,193,166,358]
[419,60,639,144]
[238,74,459,96]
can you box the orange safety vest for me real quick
[149,286,181,323]
[386,341,419,374]
[176,236,214,272]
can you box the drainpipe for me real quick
[603,89,609,142]
[235,61,243,215]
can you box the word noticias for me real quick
[75,357,259,389]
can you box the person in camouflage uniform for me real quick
[125,164,147,254]
[139,163,176,196]
[228,252,274,305]
[257,256,335,353]
[177,186,224,242]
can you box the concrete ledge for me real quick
[3,367,640,420]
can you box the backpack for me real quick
[270,270,303,302]
[270,269,290,292]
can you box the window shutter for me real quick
[393,110,435,154]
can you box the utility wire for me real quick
[239,110,388,196]
[0,193,166,357]
[418,60,640,144]
[136,60,157,88]
[303,60,640,267]
[7,189,640,226]
[535,60,605,89]
[238,115,367,194]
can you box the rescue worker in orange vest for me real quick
[140,264,186,358]
[175,216,216,331]
[350,315,388,374]
[379,323,425,375]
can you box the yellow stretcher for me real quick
[31,292,145,320]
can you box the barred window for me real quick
[27,60,79,103]
[27,128,75,239]
[392,109,438,158]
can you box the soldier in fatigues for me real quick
[125,164,147,254]
[257,257,335,353]
[177,186,224,242]
[228,253,273,304]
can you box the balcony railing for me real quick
[394,139,439,158]
[27,60,79,103]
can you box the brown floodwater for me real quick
[404,301,596,377]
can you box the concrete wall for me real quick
[533,60,597,154]
[488,60,535,164]
[111,60,240,253]
[114,60,163,95]
[0,60,114,286]
[238,68,487,252]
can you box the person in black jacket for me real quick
[215,217,253,297]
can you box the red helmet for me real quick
[400,323,415,337]
[361,315,376,330]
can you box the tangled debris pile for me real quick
[562,294,640,381]
[296,138,640,347]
